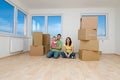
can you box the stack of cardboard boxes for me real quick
[43,34,50,54]
[78,16,100,61]
[30,32,50,56]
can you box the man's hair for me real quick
[57,34,61,37]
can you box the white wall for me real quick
[0,36,24,58]
[27,8,116,53]
[115,7,120,55]
[0,36,10,57]
[23,37,32,52]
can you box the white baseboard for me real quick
[115,53,120,55]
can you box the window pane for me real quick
[48,16,61,37]
[17,10,26,36]
[0,0,14,33]
[98,15,106,37]
[81,15,106,38]
[32,16,45,32]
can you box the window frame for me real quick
[0,0,28,37]
[31,14,63,37]
[0,0,15,34]
[16,9,27,36]
[47,15,62,37]
[80,13,108,40]
[32,15,46,33]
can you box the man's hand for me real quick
[51,46,61,50]
[51,46,56,49]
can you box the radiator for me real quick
[10,37,24,53]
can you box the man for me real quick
[47,34,62,58]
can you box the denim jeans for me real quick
[61,52,75,58]
[47,51,60,58]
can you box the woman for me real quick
[61,37,75,59]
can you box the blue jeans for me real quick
[61,52,75,58]
[47,51,60,58]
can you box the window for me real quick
[16,10,26,36]
[81,15,107,38]
[32,16,45,32]
[32,16,62,37]
[48,16,61,37]
[0,0,14,33]
[97,15,106,37]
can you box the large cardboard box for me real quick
[78,50,100,61]
[30,45,44,56]
[80,40,99,51]
[33,32,43,46]
[78,29,97,40]
[43,34,50,45]
[80,16,98,30]
[44,44,50,54]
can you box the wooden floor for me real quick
[0,53,120,80]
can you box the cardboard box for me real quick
[80,16,98,30]
[78,50,100,61]
[80,40,99,51]
[43,34,50,45]
[44,44,50,54]
[30,45,44,56]
[78,29,97,40]
[33,32,43,46]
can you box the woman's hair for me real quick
[65,37,72,46]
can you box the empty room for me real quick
[0,0,120,80]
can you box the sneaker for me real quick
[71,56,74,59]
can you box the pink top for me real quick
[51,41,57,47]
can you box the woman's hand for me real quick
[65,52,70,58]
[66,54,70,58]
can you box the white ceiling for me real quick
[19,0,120,9]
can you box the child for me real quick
[51,36,57,47]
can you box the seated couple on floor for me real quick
[47,34,76,59]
